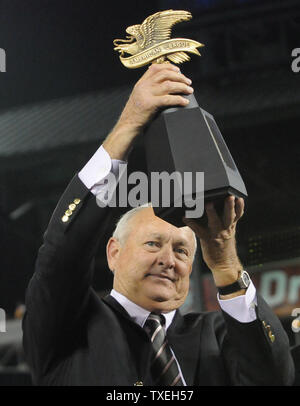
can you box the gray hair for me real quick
[112,203,198,260]
[112,203,153,245]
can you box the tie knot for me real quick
[149,312,166,325]
[144,312,166,336]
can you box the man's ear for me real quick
[106,237,121,272]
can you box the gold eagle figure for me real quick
[114,9,201,65]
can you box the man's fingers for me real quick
[206,201,222,231]
[150,68,193,96]
[147,62,180,76]
[154,70,192,86]
[134,64,193,111]
[142,63,180,81]
[115,63,193,142]
[222,196,236,229]
[235,198,244,221]
[159,94,190,107]
[157,80,193,96]
[223,196,244,228]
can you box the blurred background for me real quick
[0,0,299,385]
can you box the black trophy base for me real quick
[152,187,244,228]
[144,93,247,228]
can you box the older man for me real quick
[23,64,294,386]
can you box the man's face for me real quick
[107,208,195,313]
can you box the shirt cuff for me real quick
[217,281,257,323]
[78,145,126,196]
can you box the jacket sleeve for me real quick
[22,174,113,380]
[221,293,295,385]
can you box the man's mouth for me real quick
[145,273,175,283]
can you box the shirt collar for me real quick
[110,289,176,330]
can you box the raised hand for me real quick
[103,63,193,160]
[183,196,245,289]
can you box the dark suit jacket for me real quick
[22,175,294,386]
[291,345,300,386]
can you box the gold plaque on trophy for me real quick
[113,9,204,69]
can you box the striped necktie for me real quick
[144,312,183,386]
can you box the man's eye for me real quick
[146,241,159,247]
[175,248,188,255]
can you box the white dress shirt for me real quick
[78,144,257,323]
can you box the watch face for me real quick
[240,271,250,288]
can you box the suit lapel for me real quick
[102,294,133,320]
[167,311,202,386]
[102,294,153,383]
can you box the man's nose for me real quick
[158,245,176,268]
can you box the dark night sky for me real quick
[0,0,159,110]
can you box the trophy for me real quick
[113,10,247,227]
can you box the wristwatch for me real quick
[217,270,251,295]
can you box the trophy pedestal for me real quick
[144,94,247,227]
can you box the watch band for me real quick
[218,281,244,296]
[217,270,251,295]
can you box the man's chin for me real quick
[146,296,183,313]
[144,280,175,301]
[143,287,184,310]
